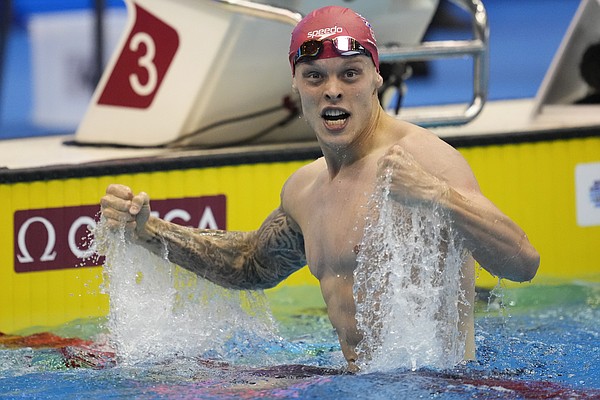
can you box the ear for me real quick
[291,76,299,94]
[372,72,384,96]
[375,72,384,89]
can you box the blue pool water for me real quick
[0,283,598,399]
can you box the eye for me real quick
[343,69,360,80]
[302,70,324,83]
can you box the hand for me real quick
[100,184,151,239]
[377,144,449,206]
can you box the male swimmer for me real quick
[101,6,540,372]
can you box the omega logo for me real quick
[13,195,226,273]
[17,216,70,264]
[16,215,99,264]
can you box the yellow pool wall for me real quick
[1,135,599,333]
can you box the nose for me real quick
[324,78,343,101]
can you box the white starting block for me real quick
[76,0,299,147]
[75,0,444,148]
[532,0,600,126]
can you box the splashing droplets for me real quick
[92,217,279,367]
[353,171,469,372]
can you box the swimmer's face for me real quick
[293,55,383,148]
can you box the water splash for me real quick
[93,219,280,366]
[353,172,469,372]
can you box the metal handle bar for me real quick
[380,0,489,127]
[212,0,302,25]
[213,0,489,128]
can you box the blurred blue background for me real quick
[0,0,582,140]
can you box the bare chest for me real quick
[297,179,377,280]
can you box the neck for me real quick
[321,104,384,178]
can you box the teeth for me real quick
[325,118,346,127]
[323,109,349,122]
[325,109,345,117]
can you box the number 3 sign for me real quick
[76,0,296,147]
[98,4,179,109]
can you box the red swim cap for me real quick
[289,6,379,74]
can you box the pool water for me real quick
[0,283,598,399]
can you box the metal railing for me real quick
[213,0,302,25]
[379,0,489,127]
[213,0,489,128]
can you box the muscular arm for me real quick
[380,141,540,282]
[136,208,307,290]
[439,187,539,282]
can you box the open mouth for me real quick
[321,108,350,128]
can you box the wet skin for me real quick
[101,55,539,372]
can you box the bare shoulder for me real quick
[395,122,454,153]
[397,123,481,192]
[281,157,326,202]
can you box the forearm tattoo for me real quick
[141,209,306,290]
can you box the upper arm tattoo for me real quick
[143,208,306,290]
[252,208,307,286]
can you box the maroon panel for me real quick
[13,195,226,273]
[97,4,179,109]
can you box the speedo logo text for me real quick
[307,26,343,39]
